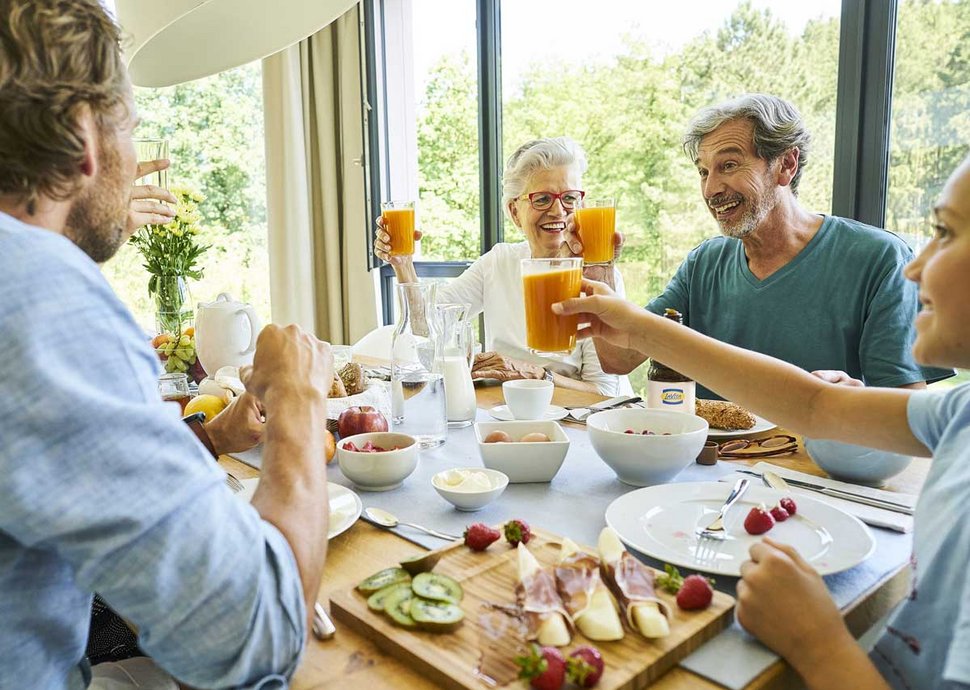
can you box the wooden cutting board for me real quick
[330,527,734,690]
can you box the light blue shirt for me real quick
[0,212,306,689]
[870,383,970,688]
[647,216,951,398]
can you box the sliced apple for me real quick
[598,527,670,639]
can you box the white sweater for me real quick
[437,242,630,396]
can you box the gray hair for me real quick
[502,137,588,216]
[683,94,812,195]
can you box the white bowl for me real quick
[805,438,913,486]
[431,467,509,511]
[587,409,708,486]
[336,432,418,491]
[474,421,569,483]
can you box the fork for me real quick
[697,478,750,540]
[225,473,245,494]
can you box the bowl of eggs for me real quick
[473,421,570,483]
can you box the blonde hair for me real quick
[502,137,588,218]
[0,0,129,213]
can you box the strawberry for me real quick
[743,505,775,535]
[676,574,714,610]
[655,563,684,594]
[567,646,604,688]
[504,518,532,547]
[516,643,566,690]
[463,523,501,552]
[780,497,797,515]
[769,505,790,522]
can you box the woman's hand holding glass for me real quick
[471,351,545,382]
[552,277,645,351]
[375,215,423,266]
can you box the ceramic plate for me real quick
[234,479,362,540]
[488,404,568,422]
[604,481,875,577]
[707,414,777,439]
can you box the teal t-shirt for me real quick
[647,216,950,399]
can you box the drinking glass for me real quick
[381,200,416,256]
[134,138,169,189]
[574,197,615,264]
[158,372,190,413]
[521,257,583,356]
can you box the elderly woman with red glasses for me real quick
[375,137,629,395]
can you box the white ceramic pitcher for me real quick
[195,293,261,375]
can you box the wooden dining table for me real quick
[220,382,928,690]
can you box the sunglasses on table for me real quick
[714,434,798,459]
[517,189,586,211]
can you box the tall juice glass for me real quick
[382,200,415,256]
[574,198,615,264]
[522,258,583,356]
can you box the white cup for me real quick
[503,379,554,420]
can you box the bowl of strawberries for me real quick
[336,432,418,491]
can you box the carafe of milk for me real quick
[435,303,477,428]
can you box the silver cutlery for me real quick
[738,468,914,515]
[363,507,461,541]
[697,478,750,540]
[225,473,245,493]
[567,395,642,422]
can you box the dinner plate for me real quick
[604,481,875,577]
[488,404,568,422]
[707,414,777,439]
[234,479,362,540]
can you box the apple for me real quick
[337,406,388,438]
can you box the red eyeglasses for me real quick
[516,189,586,211]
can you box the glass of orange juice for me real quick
[574,197,615,265]
[522,258,583,356]
[382,200,416,256]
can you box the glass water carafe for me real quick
[436,303,477,428]
[391,283,447,448]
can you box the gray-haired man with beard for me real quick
[593,93,950,396]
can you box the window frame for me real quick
[365,0,902,324]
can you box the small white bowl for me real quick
[337,432,418,491]
[431,467,509,511]
[474,420,569,483]
[587,409,708,486]
[805,438,913,485]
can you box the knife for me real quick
[744,469,914,515]
[313,602,336,640]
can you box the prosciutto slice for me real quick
[554,539,624,641]
[515,544,573,646]
[598,527,671,638]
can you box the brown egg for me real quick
[519,432,551,443]
[484,430,512,444]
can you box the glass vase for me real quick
[149,274,202,382]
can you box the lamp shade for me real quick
[116,0,358,87]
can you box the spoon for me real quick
[364,507,461,541]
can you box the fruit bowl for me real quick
[804,438,913,485]
[336,432,418,491]
[587,409,708,486]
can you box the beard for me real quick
[65,132,131,263]
[710,191,775,239]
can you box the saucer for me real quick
[488,404,568,422]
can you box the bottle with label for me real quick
[646,309,696,415]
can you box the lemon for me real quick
[184,394,227,422]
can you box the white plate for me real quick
[707,414,777,439]
[488,404,568,422]
[605,482,875,577]
[234,478,362,540]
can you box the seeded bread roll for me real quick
[338,362,366,395]
[329,374,347,398]
[695,399,756,431]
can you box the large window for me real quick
[102,62,272,329]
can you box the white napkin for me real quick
[326,380,391,421]
[721,461,916,533]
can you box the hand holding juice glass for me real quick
[522,258,583,355]
[381,200,415,256]
[574,197,615,264]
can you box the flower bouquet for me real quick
[129,187,210,382]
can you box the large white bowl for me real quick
[337,432,418,491]
[474,421,569,483]
[587,409,708,486]
[431,467,509,511]
[805,438,913,485]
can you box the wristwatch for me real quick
[542,367,554,382]
[183,411,218,459]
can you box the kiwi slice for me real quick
[356,567,411,594]
[382,584,417,628]
[367,583,412,612]
[399,551,443,575]
[411,572,463,605]
[409,597,465,633]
